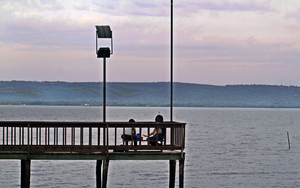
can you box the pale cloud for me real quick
[1,0,300,85]
[285,8,300,21]
[187,0,272,11]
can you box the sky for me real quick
[1,0,300,86]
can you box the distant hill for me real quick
[0,81,300,108]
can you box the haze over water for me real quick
[1,106,300,187]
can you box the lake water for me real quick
[1,106,300,187]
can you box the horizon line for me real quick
[1,80,299,87]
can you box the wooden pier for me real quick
[0,121,185,188]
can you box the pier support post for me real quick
[102,160,109,188]
[179,159,184,188]
[169,160,176,188]
[96,160,102,188]
[21,159,31,188]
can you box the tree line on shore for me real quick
[1,81,300,108]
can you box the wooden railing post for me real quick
[39,127,41,145]
[27,124,30,159]
[89,125,92,147]
[72,126,75,146]
[19,126,22,145]
[80,125,83,146]
[171,126,174,146]
[181,124,184,159]
[106,124,109,158]
[98,125,100,146]
[36,126,38,145]
[22,126,24,145]
[53,126,56,145]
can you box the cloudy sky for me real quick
[1,0,300,86]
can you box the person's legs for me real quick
[148,134,164,146]
[149,134,163,140]
[157,134,164,145]
[148,135,157,146]
[132,135,137,146]
[149,135,157,140]
[122,135,134,140]
[122,135,137,146]
[157,134,164,140]
[122,135,131,145]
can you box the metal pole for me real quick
[170,0,173,122]
[103,56,106,123]
[96,31,98,54]
[287,131,290,149]
[103,56,106,145]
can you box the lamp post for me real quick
[95,25,113,145]
[170,0,173,122]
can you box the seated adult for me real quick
[121,119,137,146]
[143,115,164,146]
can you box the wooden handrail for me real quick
[0,121,185,153]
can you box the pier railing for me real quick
[0,121,185,154]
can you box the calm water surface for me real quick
[1,106,300,187]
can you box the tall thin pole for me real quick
[103,57,106,123]
[170,0,173,122]
[103,56,106,145]
[287,131,290,149]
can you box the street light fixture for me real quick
[96,25,113,146]
[95,25,113,124]
[95,25,113,58]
